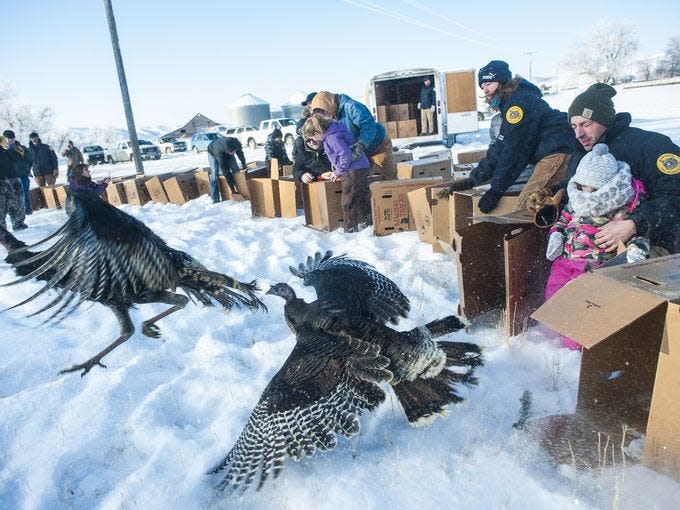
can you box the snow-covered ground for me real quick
[1,84,679,509]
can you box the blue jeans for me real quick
[208,153,240,202]
[21,175,31,214]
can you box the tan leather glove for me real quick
[525,187,553,214]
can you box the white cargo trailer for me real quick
[366,68,479,148]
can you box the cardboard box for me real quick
[302,180,345,231]
[392,150,413,164]
[420,149,452,160]
[452,186,526,229]
[106,181,127,206]
[377,105,388,124]
[370,177,443,236]
[247,176,298,219]
[457,149,487,164]
[29,187,45,211]
[531,255,680,480]
[385,121,399,140]
[41,187,59,209]
[217,176,244,202]
[408,183,460,253]
[396,158,451,180]
[53,185,69,208]
[232,171,250,199]
[163,173,201,205]
[389,103,411,121]
[194,170,211,197]
[278,176,300,216]
[453,163,476,174]
[281,164,293,177]
[144,175,170,204]
[397,119,417,138]
[126,177,154,205]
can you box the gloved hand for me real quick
[526,187,554,214]
[417,103,421,110]
[436,178,474,199]
[546,231,564,261]
[430,106,435,112]
[477,189,503,213]
[626,244,648,263]
[350,142,366,162]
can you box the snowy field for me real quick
[1,83,679,509]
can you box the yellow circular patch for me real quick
[656,153,680,175]
[505,105,524,124]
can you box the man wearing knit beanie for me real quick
[530,83,680,255]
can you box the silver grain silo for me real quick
[227,94,270,127]
[280,91,306,119]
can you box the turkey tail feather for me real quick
[424,315,466,338]
[179,267,266,312]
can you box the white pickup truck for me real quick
[247,118,298,150]
[105,140,161,163]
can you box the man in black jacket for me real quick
[529,83,680,255]
[207,136,246,202]
[417,76,436,135]
[28,131,58,187]
[441,60,574,213]
[292,135,332,183]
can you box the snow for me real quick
[1,84,679,510]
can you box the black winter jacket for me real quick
[29,140,58,176]
[563,113,680,253]
[470,79,574,193]
[265,134,292,166]
[207,137,246,171]
[419,85,436,110]
[292,136,332,182]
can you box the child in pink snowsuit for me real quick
[544,143,649,349]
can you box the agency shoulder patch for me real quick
[656,153,680,175]
[505,105,524,125]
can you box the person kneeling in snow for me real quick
[545,144,649,350]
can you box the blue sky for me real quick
[1,0,677,130]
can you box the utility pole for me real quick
[525,51,536,82]
[103,0,144,175]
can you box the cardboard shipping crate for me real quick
[126,177,154,205]
[41,186,59,209]
[194,170,211,197]
[106,181,127,206]
[392,150,413,164]
[385,121,399,140]
[163,172,201,205]
[420,149,452,160]
[444,221,548,333]
[389,103,411,121]
[217,176,244,202]
[28,187,45,211]
[396,158,451,180]
[531,255,680,481]
[247,177,299,219]
[143,175,170,203]
[370,177,443,236]
[54,185,69,208]
[408,182,463,253]
[457,148,487,164]
[377,105,388,124]
[397,119,417,138]
[302,180,344,232]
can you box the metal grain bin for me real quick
[280,91,306,119]
[228,94,270,127]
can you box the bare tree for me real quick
[564,21,638,84]
[0,83,63,145]
[663,36,680,77]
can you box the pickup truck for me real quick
[105,140,161,163]
[155,137,187,154]
[248,118,297,150]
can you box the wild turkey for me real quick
[0,189,266,376]
[209,251,482,492]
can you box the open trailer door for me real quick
[444,70,479,138]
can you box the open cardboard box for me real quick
[163,171,201,205]
[247,176,299,219]
[41,186,59,209]
[370,177,444,236]
[531,254,680,480]
[301,180,345,232]
[106,181,128,206]
[457,148,487,164]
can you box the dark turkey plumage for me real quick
[209,251,483,493]
[0,189,266,376]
